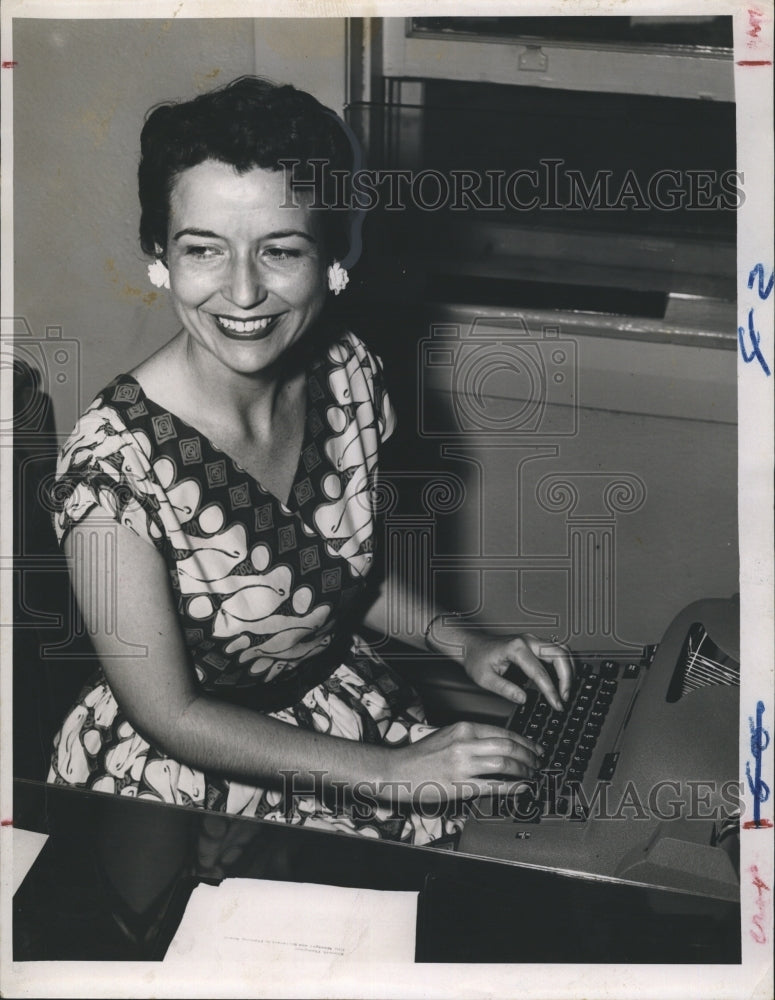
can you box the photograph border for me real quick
[1,2,772,997]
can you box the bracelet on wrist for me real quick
[423,610,463,649]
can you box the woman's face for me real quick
[165,160,328,378]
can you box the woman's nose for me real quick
[224,255,268,310]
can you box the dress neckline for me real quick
[115,370,314,512]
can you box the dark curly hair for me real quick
[138,76,358,264]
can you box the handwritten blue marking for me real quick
[738,308,771,376]
[745,701,770,828]
[748,263,774,300]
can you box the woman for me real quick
[48,77,572,845]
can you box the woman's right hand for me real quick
[385,721,543,808]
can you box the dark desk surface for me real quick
[13,778,740,964]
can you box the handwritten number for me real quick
[740,264,773,375]
[746,701,770,828]
[748,263,774,300]
[738,309,772,376]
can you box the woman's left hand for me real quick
[462,632,573,712]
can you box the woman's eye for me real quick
[263,247,301,262]
[185,245,222,259]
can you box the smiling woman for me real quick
[161,162,327,386]
[46,76,571,845]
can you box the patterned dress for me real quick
[48,331,459,845]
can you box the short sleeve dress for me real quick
[47,331,460,845]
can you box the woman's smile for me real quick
[212,312,285,339]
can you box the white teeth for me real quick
[217,315,273,333]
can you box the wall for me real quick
[13,17,346,437]
[368,311,739,648]
[435,335,739,646]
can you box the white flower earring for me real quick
[327,261,349,295]
[147,244,170,290]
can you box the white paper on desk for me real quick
[12,828,49,895]
[165,878,418,966]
